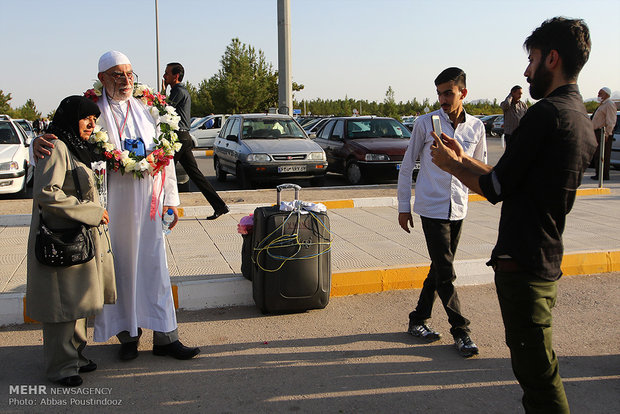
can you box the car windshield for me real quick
[0,122,21,145]
[346,119,411,139]
[242,118,306,139]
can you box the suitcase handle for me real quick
[277,183,301,204]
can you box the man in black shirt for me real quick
[429,18,596,413]
[164,62,228,219]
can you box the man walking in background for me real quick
[500,85,527,144]
[163,62,229,220]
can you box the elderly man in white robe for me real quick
[34,51,200,361]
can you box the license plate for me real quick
[396,161,421,170]
[278,165,306,173]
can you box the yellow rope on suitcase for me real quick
[254,209,332,273]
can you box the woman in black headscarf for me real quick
[26,96,116,387]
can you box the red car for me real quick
[313,116,417,185]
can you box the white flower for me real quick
[173,142,182,152]
[169,131,178,141]
[102,142,115,152]
[137,159,150,171]
[93,80,103,96]
[94,130,108,143]
[150,106,160,120]
[165,105,176,115]
[122,157,137,170]
[134,84,148,96]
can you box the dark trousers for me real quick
[495,271,569,414]
[593,132,612,179]
[409,216,470,337]
[174,130,227,212]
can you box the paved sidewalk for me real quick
[1,180,619,326]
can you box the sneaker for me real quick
[408,322,441,341]
[454,334,479,358]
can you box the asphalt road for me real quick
[0,273,618,413]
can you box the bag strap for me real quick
[68,156,84,201]
[38,154,85,220]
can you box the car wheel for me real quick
[236,163,251,189]
[214,157,227,182]
[310,176,325,187]
[346,161,363,185]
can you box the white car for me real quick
[189,114,228,148]
[0,116,33,195]
[13,119,35,146]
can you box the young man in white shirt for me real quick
[397,67,487,357]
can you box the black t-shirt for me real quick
[168,83,191,130]
[479,84,597,280]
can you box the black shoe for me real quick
[590,175,599,180]
[407,321,441,342]
[57,375,83,387]
[78,360,97,373]
[119,341,139,361]
[454,334,479,358]
[153,340,200,360]
[207,206,229,220]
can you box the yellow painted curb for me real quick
[468,193,487,202]
[177,207,185,218]
[321,200,355,209]
[23,297,37,324]
[205,150,214,157]
[331,265,429,297]
[561,250,618,276]
[172,285,179,309]
[576,187,611,196]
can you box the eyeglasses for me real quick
[104,71,138,83]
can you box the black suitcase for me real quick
[251,184,331,313]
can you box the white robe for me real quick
[93,91,180,342]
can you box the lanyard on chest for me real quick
[109,100,132,140]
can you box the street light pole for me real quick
[155,0,161,93]
[277,0,292,116]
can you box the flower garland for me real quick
[84,80,182,179]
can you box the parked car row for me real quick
[211,113,422,188]
[189,114,229,149]
[0,115,34,195]
[313,116,416,185]
[213,114,327,188]
[479,114,502,136]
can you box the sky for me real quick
[2,0,619,116]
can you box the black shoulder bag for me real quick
[35,157,95,267]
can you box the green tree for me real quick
[0,90,13,115]
[207,38,276,114]
[14,99,41,120]
[382,86,398,118]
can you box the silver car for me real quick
[213,114,327,188]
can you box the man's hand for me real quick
[100,210,110,225]
[165,206,179,230]
[398,212,414,233]
[430,131,461,172]
[33,134,58,160]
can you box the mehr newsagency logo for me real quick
[8,385,122,407]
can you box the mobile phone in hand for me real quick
[431,115,442,136]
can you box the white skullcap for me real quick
[98,51,131,73]
[600,87,612,97]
